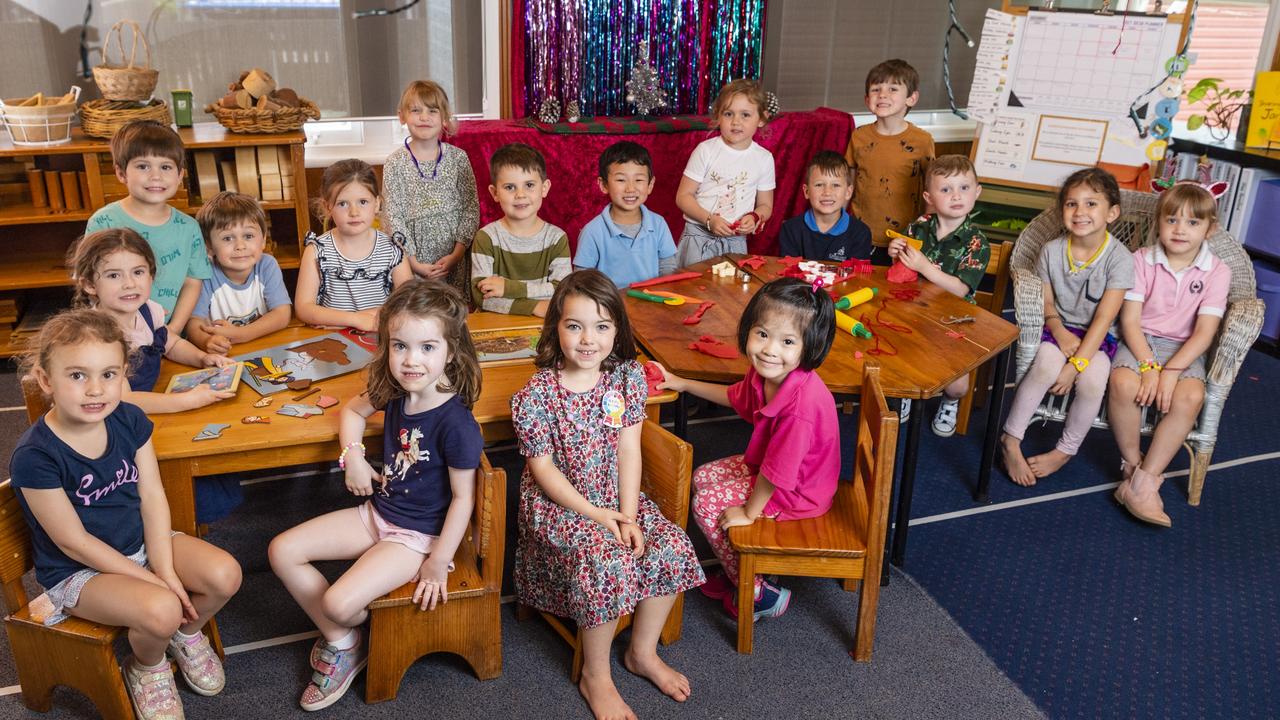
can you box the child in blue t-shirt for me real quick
[269,279,483,711]
[574,141,677,287]
[186,192,293,354]
[85,120,212,334]
[10,308,242,718]
[777,151,873,263]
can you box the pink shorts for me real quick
[358,501,439,556]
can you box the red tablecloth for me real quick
[449,108,854,256]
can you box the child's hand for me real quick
[201,352,234,368]
[477,276,506,299]
[351,309,380,333]
[422,260,449,280]
[619,522,645,558]
[1135,369,1159,407]
[896,243,932,273]
[1156,370,1180,414]
[717,504,754,531]
[707,214,736,237]
[344,457,378,496]
[202,331,233,356]
[1051,332,1080,359]
[651,362,686,393]
[156,570,199,624]
[590,507,633,544]
[412,557,450,610]
[887,238,906,259]
[182,384,236,410]
[1049,363,1078,395]
[735,213,759,235]
[532,299,550,318]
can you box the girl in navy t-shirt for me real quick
[269,279,483,711]
[10,308,242,719]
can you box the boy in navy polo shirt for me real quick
[777,151,873,263]
[574,141,677,287]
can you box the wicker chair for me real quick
[1009,188,1265,505]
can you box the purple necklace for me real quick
[405,137,445,180]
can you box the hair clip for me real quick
[811,277,826,293]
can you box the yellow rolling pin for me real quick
[834,287,878,311]
[835,310,873,339]
[885,228,924,250]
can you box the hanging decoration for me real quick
[626,40,668,116]
[517,0,767,119]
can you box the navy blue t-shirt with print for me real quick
[9,402,153,589]
[374,395,483,536]
[777,210,873,263]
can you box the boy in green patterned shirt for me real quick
[888,154,990,437]
[471,143,571,316]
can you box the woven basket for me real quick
[0,86,80,146]
[79,99,170,139]
[93,21,159,103]
[204,98,320,134]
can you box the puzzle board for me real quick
[472,327,541,367]
[233,333,374,396]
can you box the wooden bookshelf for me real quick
[0,123,310,357]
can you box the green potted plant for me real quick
[1185,78,1253,142]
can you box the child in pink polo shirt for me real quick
[1107,183,1231,528]
[654,278,839,620]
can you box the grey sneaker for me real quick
[898,398,912,423]
[932,398,960,437]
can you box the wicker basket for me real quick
[79,99,170,139]
[93,21,159,103]
[0,87,80,146]
[204,97,320,134]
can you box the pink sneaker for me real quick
[722,579,792,621]
[125,657,185,720]
[168,631,225,696]
[699,571,734,601]
[299,630,367,711]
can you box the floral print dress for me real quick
[511,360,705,628]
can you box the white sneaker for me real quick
[898,398,912,423]
[932,398,960,437]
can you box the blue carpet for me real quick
[900,347,1280,719]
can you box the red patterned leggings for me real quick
[691,455,777,592]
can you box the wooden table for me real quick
[625,256,1018,567]
[152,314,675,535]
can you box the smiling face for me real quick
[557,293,617,374]
[1061,183,1121,244]
[598,160,654,215]
[489,165,550,224]
[328,180,380,239]
[116,154,182,206]
[388,314,450,398]
[717,93,765,149]
[803,168,854,220]
[36,339,126,428]
[1159,203,1212,259]
[745,307,805,388]
[84,249,153,318]
[865,79,918,120]
[208,220,266,280]
[923,171,982,222]
[401,100,443,144]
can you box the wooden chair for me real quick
[1010,188,1265,504]
[364,452,507,703]
[728,363,898,660]
[954,240,1013,435]
[523,419,693,681]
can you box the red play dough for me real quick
[736,255,767,270]
[642,362,665,396]
[688,335,738,359]
[682,301,715,325]
[629,271,703,289]
[887,261,918,284]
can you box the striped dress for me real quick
[306,230,405,311]
[470,220,571,315]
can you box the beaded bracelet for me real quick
[338,442,365,470]
[1138,359,1162,373]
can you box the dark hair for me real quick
[535,270,636,373]
[737,278,836,371]
[21,308,132,401]
[490,142,547,183]
[67,228,157,307]
[365,279,480,409]
[110,120,186,172]
[313,159,379,224]
[1057,167,1122,215]
[865,59,921,97]
[597,141,653,181]
[197,191,272,252]
[805,150,852,184]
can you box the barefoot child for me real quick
[270,279,482,711]
[1108,183,1231,527]
[512,270,704,719]
[12,308,241,720]
[1002,168,1135,486]
[656,277,839,619]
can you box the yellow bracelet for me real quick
[1067,355,1089,372]
[1138,359,1162,373]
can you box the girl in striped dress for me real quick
[296,159,412,331]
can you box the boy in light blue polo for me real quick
[574,141,677,288]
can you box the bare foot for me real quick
[579,671,637,720]
[624,648,691,702]
[1027,448,1071,478]
[1001,433,1037,487]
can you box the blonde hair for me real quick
[398,80,458,137]
[1156,182,1219,230]
[66,228,156,307]
[712,79,770,124]
[365,279,480,409]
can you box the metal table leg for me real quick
[975,347,1011,503]
[889,401,924,567]
[674,392,688,439]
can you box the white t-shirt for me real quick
[681,136,776,224]
[194,255,292,326]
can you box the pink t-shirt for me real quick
[727,366,840,520]
[1124,244,1231,341]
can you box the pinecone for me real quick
[565,100,580,124]
[537,98,561,124]
[764,91,781,118]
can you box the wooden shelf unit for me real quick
[0,123,310,357]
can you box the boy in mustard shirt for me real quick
[845,59,936,263]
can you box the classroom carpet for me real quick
[0,343,1274,719]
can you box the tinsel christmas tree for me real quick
[626,40,667,117]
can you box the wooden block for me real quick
[79,171,91,209]
[27,169,46,208]
[43,171,63,211]
[260,172,283,201]
[220,161,239,193]
[194,151,220,201]
[277,147,293,175]
[61,171,81,210]
[282,185,295,201]
[256,146,280,174]
[0,181,26,197]
[234,147,259,199]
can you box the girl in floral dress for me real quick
[511,269,704,720]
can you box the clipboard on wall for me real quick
[967,2,1192,192]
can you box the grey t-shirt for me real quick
[1036,233,1135,330]
[614,221,641,239]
